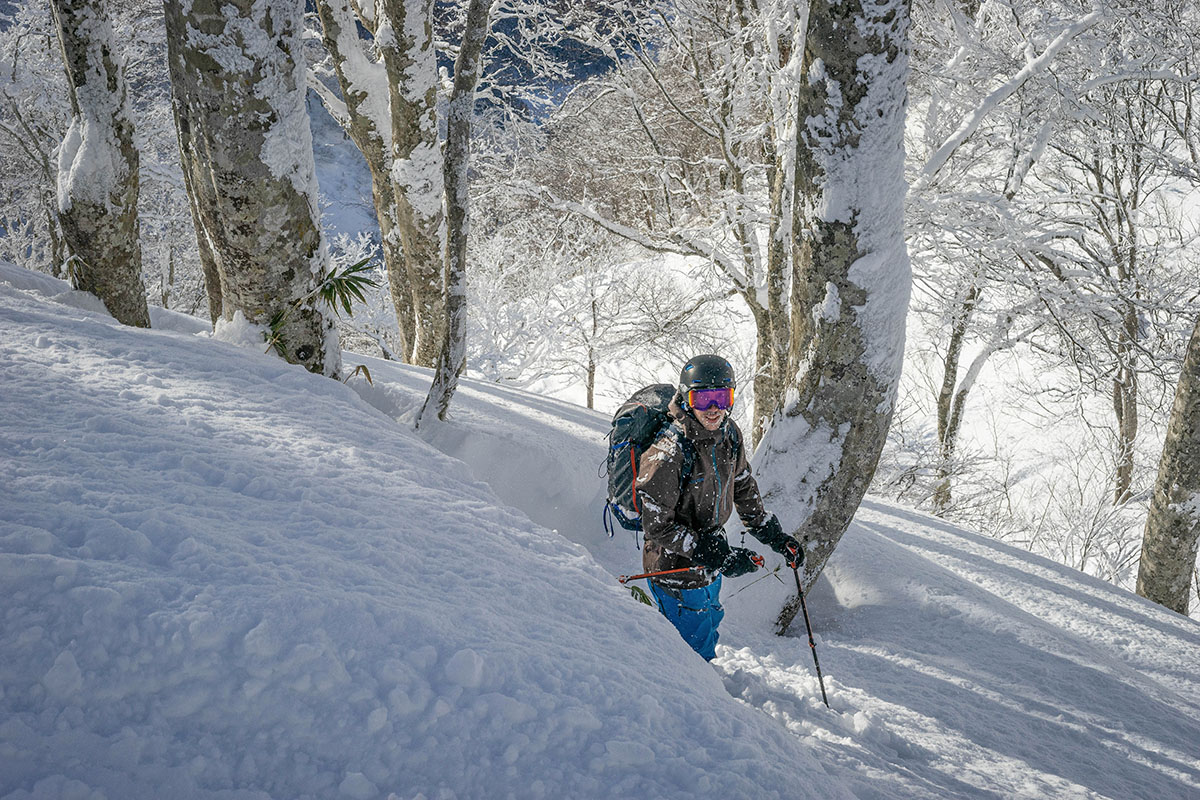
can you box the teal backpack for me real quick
[603,384,694,534]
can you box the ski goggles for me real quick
[687,387,735,411]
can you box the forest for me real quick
[4,0,1199,617]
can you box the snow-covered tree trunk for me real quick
[1136,316,1200,615]
[157,0,221,324]
[417,0,493,426]
[518,0,806,438]
[51,0,150,328]
[163,0,339,376]
[378,0,444,368]
[166,106,221,324]
[755,0,912,630]
[932,282,981,513]
[312,0,415,361]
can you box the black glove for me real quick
[720,547,761,577]
[784,539,804,569]
[691,527,731,571]
[749,514,802,566]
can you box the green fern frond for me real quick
[319,259,380,317]
[630,585,654,606]
[264,308,289,357]
[261,259,380,360]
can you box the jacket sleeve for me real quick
[731,424,769,529]
[636,431,700,558]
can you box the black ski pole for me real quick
[792,562,830,708]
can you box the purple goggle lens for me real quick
[688,387,734,411]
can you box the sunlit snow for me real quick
[2,262,1198,800]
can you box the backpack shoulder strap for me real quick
[674,424,697,489]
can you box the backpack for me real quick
[603,384,695,535]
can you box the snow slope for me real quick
[0,263,849,800]
[3,261,1199,799]
[339,330,1200,799]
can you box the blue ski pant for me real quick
[649,576,724,661]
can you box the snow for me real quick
[3,260,1200,799]
[211,310,267,350]
[916,9,1105,186]
[0,263,845,799]
[330,24,391,152]
[54,4,130,214]
[390,140,444,221]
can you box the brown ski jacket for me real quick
[635,395,769,589]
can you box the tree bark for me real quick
[756,0,912,633]
[313,0,416,360]
[378,0,445,367]
[1113,303,1139,505]
[416,0,494,426]
[1136,316,1200,615]
[51,0,150,328]
[933,283,982,513]
[587,297,598,409]
[163,0,338,376]
[165,98,221,324]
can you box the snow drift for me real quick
[3,261,1199,800]
[0,263,848,800]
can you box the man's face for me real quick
[696,406,727,431]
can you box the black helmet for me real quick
[679,354,735,407]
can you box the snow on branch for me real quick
[511,181,752,290]
[306,70,350,129]
[917,9,1104,187]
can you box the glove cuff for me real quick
[691,528,730,570]
[749,514,785,547]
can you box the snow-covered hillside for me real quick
[2,262,1198,800]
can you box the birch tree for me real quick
[898,0,1198,526]
[1136,316,1200,615]
[1019,77,1191,507]
[1135,1,1200,614]
[520,0,806,439]
[51,0,150,328]
[0,3,68,275]
[466,198,737,406]
[310,0,618,368]
[163,0,339,376]
[903,0,1057,515]
[310,0,444,366]
[417,0,495,425]
[753,0,912,626]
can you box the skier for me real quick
[635,354,800,660]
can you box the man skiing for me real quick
[635,354,800,660]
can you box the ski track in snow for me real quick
[342,336,1200,800]
[2,261,1199,800]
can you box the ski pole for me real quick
[618,566,698,584]
[789,546,830,708]
[619,552,766,585]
